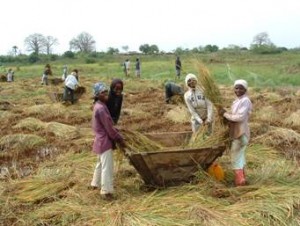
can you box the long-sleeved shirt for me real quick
[223,94,252,139]
[184,87,213,123]
[92,101,123,154]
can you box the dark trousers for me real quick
[63,86,75,104]
[165,83,173,103]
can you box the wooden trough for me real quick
[124,131,226,187]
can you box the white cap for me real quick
[185,73,198,87]
[234,79,248,90]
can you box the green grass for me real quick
[2,52,300,88]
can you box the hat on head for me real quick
[234,79,248,90]
[185,73,198,87]
[93,82,108,96]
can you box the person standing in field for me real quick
[63,69,79,104]
[184,73,213,134]
[6,68,14,82]
[124,59,130,77]
[219,79,252,186]
[90,82,126,200]
[135,58,141,78]
[62,65,68,80]
[106,78,124,124]
[41,65,51,85]
[164,81,184,104]
[175,56,182,79]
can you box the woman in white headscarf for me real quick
[220,79,252,186]
[184,73,214,134]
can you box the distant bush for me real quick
[85,58,96,64]
[63,51,75,58]
[28,53,40,63]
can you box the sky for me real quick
[1,0,300,55]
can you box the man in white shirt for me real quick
[63,69,79,104]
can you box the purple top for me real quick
[92,101,123,154]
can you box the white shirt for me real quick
[64,74,78,90]
[184,87,213,123]
[224,94,252,139]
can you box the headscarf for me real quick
[185,73,198,87]
[93,82,108,97]
[107,78,124,124]
[234,79,248,90]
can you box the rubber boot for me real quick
[234,169,246,186]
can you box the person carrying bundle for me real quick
[184,73,214,134]
[219,79,252,186]
[90,82,126,200]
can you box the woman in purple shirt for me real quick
[90,82,125,200]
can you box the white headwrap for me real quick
[185,73,198,87]
[234,79,248,90]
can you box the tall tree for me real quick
[252,32,271,46]
[12,46,18,56]
[24,33,46,54]
[69,32,96,53]
[45,36,58,55]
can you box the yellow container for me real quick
[208,162,224,181]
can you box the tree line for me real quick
[1,32,299,64]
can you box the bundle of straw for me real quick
[196,62,224,111]
[118,129,163,154]
[187,120,229,148]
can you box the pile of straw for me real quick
[283,109,300,129]
[0,134,46,152]
[10,169,74,203]
[46,122,79,140]
[166,105,190,123]
[13,117,46,132]
[253,126,300,160]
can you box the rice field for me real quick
[0,54,300,225]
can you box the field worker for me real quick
[164,81,184,104]
[63,69,79,104]
[6,68,14,82]
[41,66,51,85]
[106,78,124,124]
[220,79,252,186]
[184,73,213,134]
[135,58,141,78]
[90,82,126,200]
[62,65,68,80]
[124,59,130,77]
[175,56,182,79]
